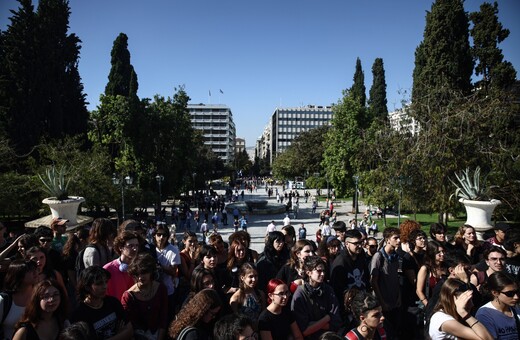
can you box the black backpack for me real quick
[75,244,100,280]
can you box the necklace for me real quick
[84,297,103,309]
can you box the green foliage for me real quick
[412,0,473,120]
[37,165,70,200]
[351,57,366,109]
[105,33,138,98]
[368,58,388,123]
[469,1,516,93]
[0,0,88,155]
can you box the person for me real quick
[228,231,258,264]
[485,222,510,250]
[82,218,114,268]
[213,313,256,340]
[291,255,341,340]
[200,220,209,241]
[504,228,520,281]
[229,263,265,331]
[225,239,250,293]
[1,260,38,339]
[207,234,228,270]
[398,220,421,254]
[429,222,453,251]
[331,221,347,247]
[276,239,314,292]
[168,288,222,340]
[70,266,133,339]
[25,246,67,296]
[12,279,69,340]
[58,321,94,340]
[49,218,68,255]
[238,215,248,232]
[256,231,289,294]
[265,221,276,236]
[470,246,506,291]
[452,224,486,265]
[122,253,168,340]
[343,289,386,340]
[283,214,291,227]
[364,237,379,262]
[179,231,200,282]
[315,229,322,244]
[416,240,446,307]
[298,224,307,240]
[330,229,370,316]
[428,278,492,340]
[196,245,226,295]
[369,227,401,339]
[281,225,296,250]
[34,227,64,281]
[317,236,341,281]
[183,267,216,305]
[258,279,304,340]
[152,225,180,319]
[476,271,520,339]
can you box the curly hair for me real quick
[453,224,478,248]
[127,253,157,278]
[399,220,421,243]
[112,230,139,256]
[408,229,427,251]
[302,255,326,280]
[168,288,222,338]
[16,279,68,330]
[347,289,381,322]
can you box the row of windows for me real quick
[277,112,333,120]
[191,115,230,121]
[193,122,229,127]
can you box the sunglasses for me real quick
[500,290,520,298]
[39,238,52,243]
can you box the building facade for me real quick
[257,105,334,164]
[188,104,236,163]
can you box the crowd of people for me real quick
[0,193,519,340]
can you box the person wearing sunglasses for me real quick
[258,278,303,340]
[429,278,492,340]
[476,271,520,339]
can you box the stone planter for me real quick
[42,196,85,226]
[460,198,501,240]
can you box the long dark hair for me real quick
[3,260,37,292]
[481,271,517,301]
[15,279,68,329]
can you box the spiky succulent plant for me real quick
[38,165,70,200]
[450,166,490,201]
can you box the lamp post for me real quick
[353,175,359,222]
[192,172,197,197]
[112,174,132,221]
[155,174,164,214]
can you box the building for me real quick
[188,104,236,163]
[388,105,420,136]
[257,105,334,164]
[235,137,245,154]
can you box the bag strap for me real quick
[177,326,197,340]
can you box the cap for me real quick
[326,236,338,244]
[51,217,68,226]
[495,223,512,232]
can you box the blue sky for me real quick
[1,1,519,147]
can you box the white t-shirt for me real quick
[266,223,276,234]
[156,243,181,295]
[476,301,520,340]
[1,297,25,340]
[322,224,331,237]
[429,311,458,340]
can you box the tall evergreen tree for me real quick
[367,58,388,123]
[411,0,473,120]
[105,33,138,98]
[469,1,516,92]
[0,0,88,155]
[350,57,366,109]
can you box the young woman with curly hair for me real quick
[343,289,386,340]
[12,279,69,340]
[452,224,486,265]
[398,219,421,254]
[416,240,446,307]
[122,253,168,340]
[168,288,222,340]
[276,239,314,292]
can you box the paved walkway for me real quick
[172,186,385,252]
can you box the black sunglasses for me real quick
[500,290,520,298]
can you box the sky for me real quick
[1,1,519,148]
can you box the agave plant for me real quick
[450,166,490,201]
[37,165,70,200]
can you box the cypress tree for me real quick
[367,58,388,123]
[105,33,137,97]
[411,0,473,120]
[469,1,516,92]
[350,57,366,108]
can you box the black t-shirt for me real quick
[70,296,127,340]
[258,307,295,339]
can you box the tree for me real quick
[0,0,88,155]
[412,0,473,120]
[105,33,138,98]
[469,1,516,93]
[322,92,364,196]
[350,57,366,108]
[367,58,388,123]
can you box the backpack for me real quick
[75,244,100,280]
[298,227,306,239]
[177,326,197,340]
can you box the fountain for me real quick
[226,199,286,215]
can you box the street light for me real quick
[353,175,359,223]
[112,174,132,221]
[155,174,164,214]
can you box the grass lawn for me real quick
[377,212,466,236]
